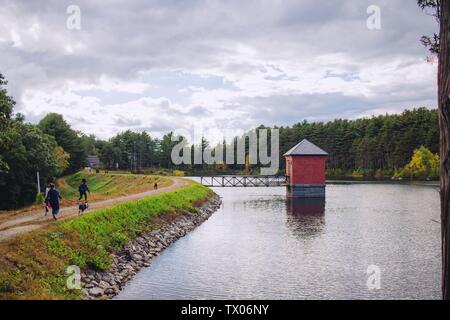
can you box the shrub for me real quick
[394,146,439,180]
[35,192,45,205]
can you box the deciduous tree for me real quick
[38,113,88,173]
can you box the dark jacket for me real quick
[46,189,62,207]
[79,183,89,193]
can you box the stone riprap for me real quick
[81,194,222,299]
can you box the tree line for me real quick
[96,107,440,180]
[0,72,439,209]
[275,108,439,179]
[88,107,440,180]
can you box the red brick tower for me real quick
[284,139,328,198]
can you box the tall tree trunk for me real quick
[439,0,450,301]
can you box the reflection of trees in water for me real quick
[286,197,326,239]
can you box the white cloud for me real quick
[10,29,22,47]
[29,23,41,40]
[0,0,439,143]
[71,76,153,94]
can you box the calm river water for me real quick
[116,182,441,300]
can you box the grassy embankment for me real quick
[0,182,213,300]
[57,171,172,206]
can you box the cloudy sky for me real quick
[0,0,439,142]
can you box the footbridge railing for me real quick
[200,176,288,187]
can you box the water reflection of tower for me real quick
[285,197,326,239]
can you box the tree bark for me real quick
[439,0,450,301]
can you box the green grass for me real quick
[0,183,213,300]
[55,171,171,206]
[1,171,172,216]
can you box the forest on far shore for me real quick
[94,107,439,180]
[0,72,440,209]
[275,107,439,180]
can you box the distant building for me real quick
[284,139,328,198]
[87,155,101,168]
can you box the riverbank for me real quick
[326,179,439,187]
[83,194,222,299]
[0,183,218,300]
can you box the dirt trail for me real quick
[0,178,190,242]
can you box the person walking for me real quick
[45,183,62,220]
[44,182,52,216]
[78,178,90,201]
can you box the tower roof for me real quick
[283,139,328,156]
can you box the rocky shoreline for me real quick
[80,194,222,300]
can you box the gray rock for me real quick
[89,287,104,297]
[85,283,94,289]
[98,280,110,289]
[132,254,143,261]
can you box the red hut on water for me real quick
[284,139,328,198]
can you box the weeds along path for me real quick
[0,177,190,242]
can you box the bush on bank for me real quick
[0,183,213,300]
